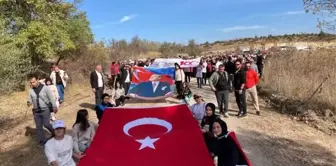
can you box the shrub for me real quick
[0,43,35,95]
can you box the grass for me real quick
[0,82,90,166]
[261,49,336,111]
[0,83,89,130]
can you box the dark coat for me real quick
[233,69,246,90]
[119,68,132,85]
[90,71,104,89]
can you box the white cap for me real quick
[52,120,66,129]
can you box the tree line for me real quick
[0,0,202,95]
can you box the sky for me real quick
[78,0,324,43]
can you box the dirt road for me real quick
[0,81,335,166]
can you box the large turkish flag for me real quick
[78,104,214,166]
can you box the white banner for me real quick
[150,58,201,68]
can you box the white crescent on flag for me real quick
[123,117,173,150]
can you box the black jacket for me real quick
[212,135,242,166]
[90,71,104,89]
[225,61,235,75]
[120,68,132,85]
[233,69,246,90]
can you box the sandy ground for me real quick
[0,80,335,166]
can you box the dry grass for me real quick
[0,83,90,166]
[261,49,336,111]
[0,83,89,131]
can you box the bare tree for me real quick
[303,0,336,32]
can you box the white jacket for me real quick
[50,70,69,87]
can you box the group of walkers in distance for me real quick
[26,50,265,166]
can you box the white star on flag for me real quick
[136,136,160,150]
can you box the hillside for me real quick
[201,33,336,52]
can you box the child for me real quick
[196,62,203,88]
[45,77,59,121]
[181,82,192,105]
[114,82,125,106]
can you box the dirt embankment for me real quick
[258,85,336,135]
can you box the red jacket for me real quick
[110,64,120,76]
[245,69,258,89]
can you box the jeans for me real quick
[258,65,263,78]
[215,90,229,113]
[115,96,125,106]
[185,72,191,83]
[56,84,64,101]
[196,77,202,88]
[123,82,131,95]
[202,72,207,85]
[95,87,104,106]
[235,90,247,115]
[33,110,54,144]
[175,81,183,98]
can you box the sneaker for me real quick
[50,113,56,121]
[238,114,248,118]
[237,112,243,117]
[223,112,230,118]
[256,111,261,116]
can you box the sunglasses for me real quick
[194,96,200,99]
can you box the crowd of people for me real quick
[26,51,266,166]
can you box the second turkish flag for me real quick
[78,104,214,166]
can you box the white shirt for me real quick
[152,81,159,92]
[175,69,185,81]
[202,62,207,73]
[125,70,130,83]
[96,70,103,88]
[45,135,76,166]
[190,102,207,121]
[196,66,203,78]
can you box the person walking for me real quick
[233,60,247,118]
[196,63,203,88]
[245,62,261,116]
[120,64,132,95]
[90,65,104,106]
[201,59,208,85]
[50,66,69,104]
[209,64,232,118]
[27,74,57,146]
[174,63,185,99]
[45,77,59,121]
[256,53,265,78]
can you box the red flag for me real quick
[78,104,214,166]
[228,131,253,166]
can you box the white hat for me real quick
[52,120,66,129]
